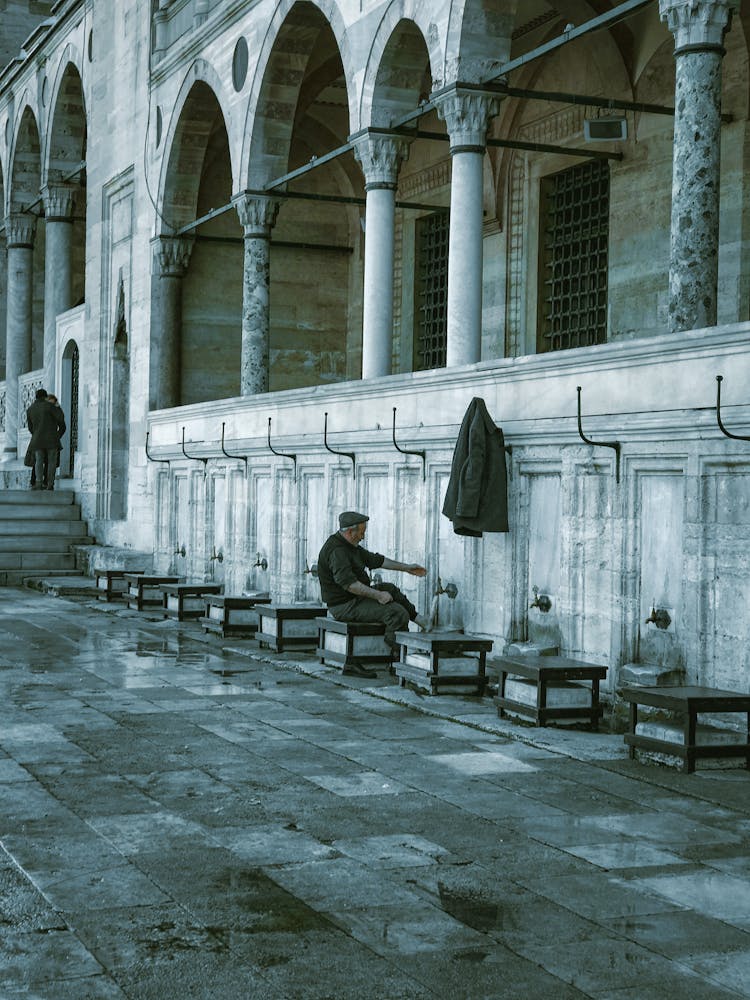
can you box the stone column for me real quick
[436,87,500,367]
[150,235,193,410]
[234,194,280,396]
[3,214,36,460]
[660,0,737,332]
[42,184,76,394]
[353,133,410,379]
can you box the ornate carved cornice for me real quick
[233,194,280,238]
[4,214,37,249]
[659,0,737,52]
[151,235,194,277]
[434,86,501,153]
[42,184,77,222]
[353,133,411,190]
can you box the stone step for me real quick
[0,551,76,571]
[0,503,81,520]
[0,489,76,505]
[0,535,92,552]
[22,575,99,596]
[0,519,87,536]
[1,570,85,588]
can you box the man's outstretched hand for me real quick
[407,565,427,577]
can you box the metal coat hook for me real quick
[576,386,621,483]
[145,431,171,465]
[324,411,356,477]
[220,422,248,471]
[181,426,208,474]
[267,417,297,480]
[392,407,426,480]
[716,375,750,442]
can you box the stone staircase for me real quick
[0,488,93,586]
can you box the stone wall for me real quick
[147,324,750,693]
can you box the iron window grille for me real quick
[414,211,449,371]
[538,158,610,353]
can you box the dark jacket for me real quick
[317,532,385,607]
[27,400,66,451]
[442,397,509,537]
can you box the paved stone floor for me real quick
[1,587,749,999]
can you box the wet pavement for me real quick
[1,587,749,999]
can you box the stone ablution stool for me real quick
[256,604,327,653]
[95,568,146,603]
[394,631,493,695]
[495,654,608,729]
[124,574,182,612]
[622,685,750,774]
[159,582,224,621]
[316,617,391,672]
[199,594,272,638]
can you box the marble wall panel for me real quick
[172,472,190,577]
[225,466,247,594]
[700,462,750,689]
[274,469,297,602]
[299,470,325,602]
[637,471,685,672]
[249,469,273,594]
[516,466,562,648]
[394,466,425,614]
[206,470,227,586]
[431,467,466,630]
[569,464,615,669]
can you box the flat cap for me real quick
[339,510,369,530]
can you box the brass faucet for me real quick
[434,577,458,599]
[254,552,268,571]
[645,605,671,629]
[530,585,552,613]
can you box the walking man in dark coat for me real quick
[318,511,428,677]
[26,389,66,491]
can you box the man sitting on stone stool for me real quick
[317,511,428,678]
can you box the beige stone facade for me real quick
[1,0,750,696]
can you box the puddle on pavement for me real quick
[439,886,505,931]
[437,883,517,933]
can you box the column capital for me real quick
[4,213,37,249]
[151,234,194,277]
[233,193,280,238]
[434,86,501,152]
[659,0,738,52]
[353,132,411,190]
[42,183,77,222]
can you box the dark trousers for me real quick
[329,583,417,649]
[34,448,58,490]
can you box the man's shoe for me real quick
[414,614,431,631]
[342,660,378,679]
[30,485,42,491]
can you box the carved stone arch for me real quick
[9,102,42,211]
[360,4,442,126]
[157,60,236,232]
[444,0,519,85]
[44,53,87,185]
[239,0,354,189]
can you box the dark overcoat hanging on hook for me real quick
[442,397,509,537]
